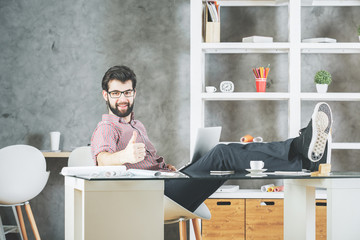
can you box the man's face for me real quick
[102,79,136,118]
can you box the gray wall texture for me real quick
[0,1,360,239]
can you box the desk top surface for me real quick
[71,171,360,181]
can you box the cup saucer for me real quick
[246,173,267,178]
[246,168,267,174]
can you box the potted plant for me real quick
[314,70,332,93]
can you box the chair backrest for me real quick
[164,196,211,224]
[68,146,95,167]
[0,145,49,204]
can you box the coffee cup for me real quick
[50,131,61,151]
[205,86,217,93]
[250,160,264,170]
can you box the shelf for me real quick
[301,43,360,54]
[201,43,360,54]
[302,0,360,6]
[209,188,327,199]
[202,92,290,100]
[42,151,71,158]
[216,0,288,7]
[192,0,360,167]
[201,43,290,53]
[214,0,360,7]
[301,93,360,101]
[220,141,360,150]
[203,92,360,101]
[331,143,360,149]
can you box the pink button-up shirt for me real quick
[91,113,167,170]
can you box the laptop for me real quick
[178,126,222,172]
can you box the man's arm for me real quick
[96,131,146,166]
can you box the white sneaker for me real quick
[307,102,333,162]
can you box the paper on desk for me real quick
[127,169,188,178]
[61,167,187,179]
[267,171,311,176]
[61,166,127,178]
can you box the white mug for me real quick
[250,160,264,170]
[50,131,61,151]
[205,86,217,93]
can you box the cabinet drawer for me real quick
[202,199,245,240]
[316,200,327,240]
[246,199,283,240]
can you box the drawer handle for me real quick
[217,201,231,206]
[260,201,275,206]
[316,202,327,207]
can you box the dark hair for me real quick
[102,65,137,91]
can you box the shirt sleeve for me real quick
[91,123,119,162]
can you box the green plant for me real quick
[358,25,360,36]
[314,70,332,85]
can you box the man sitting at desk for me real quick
[91,65,333,212]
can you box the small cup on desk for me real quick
[50,131,61,151]
[206,86,217,93]
[250,160,264,170]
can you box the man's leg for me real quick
[183,139,302,173]
[165,102,333,211]
[165,179,226,212]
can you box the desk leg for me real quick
[284,180,316,240]
[327,187,360,239]
[64,177,76,240]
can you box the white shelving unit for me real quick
[190,0,360,157]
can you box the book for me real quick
[206,1,219,22]
[210,170,235,175]
[302,38,337,43]
[242,36,273,43]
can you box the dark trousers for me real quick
[164,138,303,212]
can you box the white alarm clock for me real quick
[220,81,234,93]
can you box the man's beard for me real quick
[107,100,134,118]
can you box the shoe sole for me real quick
[308,102,333,162]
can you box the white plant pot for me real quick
[316,84,328,93]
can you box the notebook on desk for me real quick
[178,126,222,172]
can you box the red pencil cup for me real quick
[255,78,266,92]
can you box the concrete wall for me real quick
[0,1,359,239]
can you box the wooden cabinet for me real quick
[202,199,245,240]
[202,198,327,240]
[246,199,283,240]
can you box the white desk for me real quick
[284,177,360,240]
[186,172,360,240]
[65,172,360,240]
[64,176,164,240]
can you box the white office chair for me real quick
[0,145,50,240]
[68,146,211,240]
[164,197,211,240]
[68,146,95,167]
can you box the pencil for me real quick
[252,68,258,78]
[265,68,269,78]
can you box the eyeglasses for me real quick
[107,89,135,98]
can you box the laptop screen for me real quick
[179,126,221,171]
